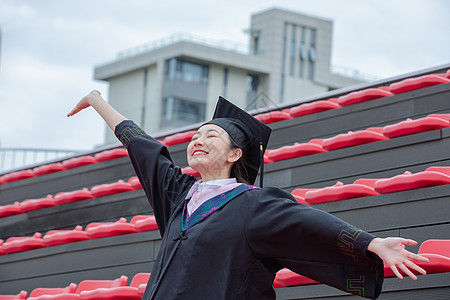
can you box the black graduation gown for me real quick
[115,120,384,300]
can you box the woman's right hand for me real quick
[67,90,103,117]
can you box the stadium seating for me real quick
[0,291,27,300]
[43,225,90,247]
[131,215,158,232]
[288,98,340,117]
[94,148,129,162]
[62,156,97,169]
[0,202,23,218]
[2,232,46,254]
[305,181,380,204]
[163,130,196,146]
[337,86,393,106]
[19,195,57,213]
[90,180,134,197]
[1,65,450,298]
[254,110,293,124]
[27,283,77,300]
[32,163,66,176]
[54,188,95,205]
[85,218,138,239]
[389,74,450,94]
[322,127,388,150]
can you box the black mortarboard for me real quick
[203,96,271,187]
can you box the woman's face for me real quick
[187,124,241,180]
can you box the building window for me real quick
[252,36,259,55]
[281,22,287,74]
[247,74,259,109]
[165,58,209,84]
[308,28,317,80]
[289,25,296,76]
[247,74,259,92]
[299,26,307,78]
[161,97,206,127]
[223,68,228,97]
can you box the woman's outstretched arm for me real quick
[67,90,127,131]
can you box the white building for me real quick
[94,7,365,145]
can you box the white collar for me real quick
[186,178,237,199]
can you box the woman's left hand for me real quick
[367,237,429,280]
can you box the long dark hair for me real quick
[229,138,251,185]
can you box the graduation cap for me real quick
[203,96,272,187]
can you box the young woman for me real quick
[68,91,429,299]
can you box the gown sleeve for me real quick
[243,187,383,299]
[114,120,195,236]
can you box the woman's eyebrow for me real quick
[195,128,220,135]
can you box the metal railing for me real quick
[0,148,80,173]
[116,32,249,60]
[332,65,380,82]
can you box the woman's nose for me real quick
[193,137,204,146]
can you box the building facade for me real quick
[94,7,364,145]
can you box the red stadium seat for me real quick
[389,74,450,94]
[28,283,77,299]
[291,187,320,198]
[2,232,46,254]
[289,99,341,117]
[268,142,327,162]
[383,115,450,138]
[131,215,158,232]
[254,111,293,124]
[90,180,134,198]
[263,153,273,164]
[41,276,128,300]
[305,181,380,204]
[419,239,450,257]
[128,176,143,189]
[94,148,129,162]
[157,139,167,147]
[374,171,450,194]
[338,87,393,106]
[384,239,450,277]
[19,195,57,212]
[0,290,28,299]
[353,178,385,189]
[86,218,138,239]
[54,188,95,205]
[78,276,129,300]
[43,225,90,247]
[33,163,66,176]
[273,277,285,288]
[447,69,450,78]
[322,128,388,151]
[181,167,201,177]
[62,156,98,169]
[425,166,450,176]
[0,202,24,218]
[78,273,150,300]
[0,239,5,255]
[275,268,318,287]
[163,130,197,146]
[2,169,35,183]
[291,194,310,206]
[308,138,324,146]
[0,175,5,185]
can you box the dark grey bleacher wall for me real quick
[0,81,450,297]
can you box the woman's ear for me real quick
[228,148,242,163]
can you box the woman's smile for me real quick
[192,149,209,156]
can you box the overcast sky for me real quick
[0,0,449,155]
